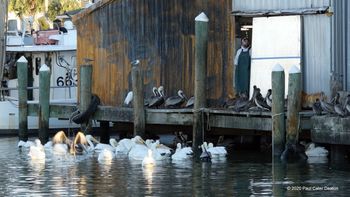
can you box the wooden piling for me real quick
[17,56,28,141]
[131,61,145,138]
[271,64,285,157]
[38,64,50,144]
[99,121,110,144]
[286,66,301,145]
[80,64,92,133]
[192,12,209,156]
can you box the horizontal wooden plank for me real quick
[209,114,272,131]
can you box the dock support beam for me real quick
[39,64,50,144]
[17,56,28,141]
[80,64,93,134]
[99,121,110,144]
[193,12,209,156]
[131,60,145,138]
[286,66,301,145]
[271,64,285,157]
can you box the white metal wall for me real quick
[303,14,331,96]
[233,0,330,12]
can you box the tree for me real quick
[9,0,45,18]
[48,0,81,21]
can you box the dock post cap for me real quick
[272,64,284,72]
[39,64,50,72]
[17,56,28,63]
[288,65,301,74]
[195,12,209,22]
[131,59,140,66]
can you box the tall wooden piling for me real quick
[17,56,28,141]
[286,66,301,145]
[192,12,209,156]
[80,64,92,133]
[131,60,145,137]
[99,121,110,144]
[39,64,50,144]
[271,64,285,157]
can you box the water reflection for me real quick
[0,137,349,196]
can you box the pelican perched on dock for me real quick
[185,96,195,108]
[312,98,323,116]
[320,92,335,114]
[333,93,346,117]
[124,91,133,106]
[305,143,328,157]
[28,139,45,161]
[165,90,187,108]
[148,87,165,108]
[254,88,271,111]
[345,94,350,115]
[265,89,272,108]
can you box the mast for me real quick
[0,0,8,82]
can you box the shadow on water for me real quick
[0,137,349,196]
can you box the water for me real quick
[0,137,349,196]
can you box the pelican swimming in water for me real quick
[98,148,115,163]
[86,135,118,153]
[149,140,172,160]
[18,140,35,148]
[165,90,187,108]
[128,136,149,160]
[200,143,211,162]
[51,131,89,156]
[305,143,328,157]
[206,142,227,158]
[171,143,193,160]
[28,139,45,161]
[142,149,156,167]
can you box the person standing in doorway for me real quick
[234,37,251,97]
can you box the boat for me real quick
[0,16,80,133]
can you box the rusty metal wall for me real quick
[74,0,234,107]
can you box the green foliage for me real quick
[9,0,45,17]
[37,16,50,30]
[48,0,81,21]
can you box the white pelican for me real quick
[98,148,115,163]
[124,91,133,106]
[149,140,172,160]
[305,143,328,157]
[28,139,45,161]
[52,131,71,155]
[18,140,35,148]
[171,143,193,160]
[207,142,227,158]
[128,136,149,160]
[142,149,156,167]
[200,143,211,161]
[86,135,118,152]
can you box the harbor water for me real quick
[0,136,349,196]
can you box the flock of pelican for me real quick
[124,86,194,108]
[20,131,227,167]
[225,85,272,112]
[313,92,350,117]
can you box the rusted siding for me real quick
[75,0,234,106]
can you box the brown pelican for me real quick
[265,89,272,108]
[312,98,323,116]
[254,88,271,111]
[231,92,250,112]
[52,131,89,155]
[148,86,165,108]
[320,92,335,114]
[333,92,345,117]
[185,96,195,108]
[345,94,350,115]
[165,90,187,108]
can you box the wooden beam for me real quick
[17,56,28,141]
[209,115,272,131]
[38,64,51,144]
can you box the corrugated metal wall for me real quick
[303,15,331,96]
[332,0,349,92]
[74,0,234,106]
[232,0,330,12]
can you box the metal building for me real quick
[232,0,349,97]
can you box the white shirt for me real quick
[234,46,251,66]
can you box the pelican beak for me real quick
[140,138,146,145]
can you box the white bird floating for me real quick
[128,136,149,160]
[28,139,45,161]
[18,140,35,148]
[85,135,118,153]
[171,143,193,160]
[305,143,328,157]
[142,149,156,167]
[98,148,115,163]
[207,142,227,158]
